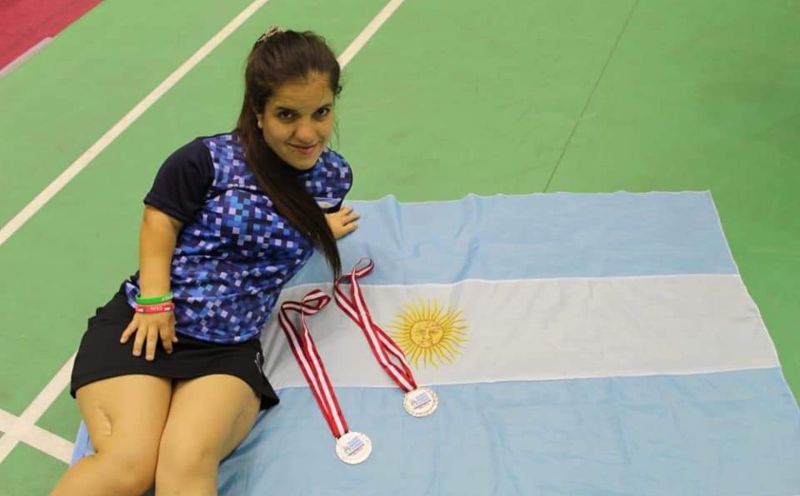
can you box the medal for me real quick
[403,387,438,417]
[334,259,439,418]
[335,431,372,464]
[280,291,372,465]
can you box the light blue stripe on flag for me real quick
[220,368,800,495]
[291,191,737,286]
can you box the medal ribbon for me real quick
[334,259,418,393]
[279,289,349,439]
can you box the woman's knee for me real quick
[75,374,171,493]
[156,437,220,482]
[97,447,159,494]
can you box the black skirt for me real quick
[70,287,279,410]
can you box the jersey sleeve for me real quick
[302,149,354,213]
[143,139,214,224]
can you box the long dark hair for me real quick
[236,29,343,279]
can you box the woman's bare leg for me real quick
[50,375,172,496]
[154,374,260,496]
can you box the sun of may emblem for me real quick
[389,299,468,368]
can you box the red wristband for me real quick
[135,302,175,314]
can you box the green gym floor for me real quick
[0,0,798,493]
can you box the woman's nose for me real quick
[293,120,317,143]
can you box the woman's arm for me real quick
[120,206,183,361]
[138,205,183,297]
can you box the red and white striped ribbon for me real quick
[334,259,418,393]
[279,289,349,439]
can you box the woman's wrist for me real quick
[135,292,173,305]
[135,301,175,314]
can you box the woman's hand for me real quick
[325,205,360,239]
[120,312,178,361]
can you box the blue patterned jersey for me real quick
[124,133,352,343]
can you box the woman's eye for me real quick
[277,111,294,120]
[315,107,330,118]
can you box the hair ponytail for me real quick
[236,30,343,279]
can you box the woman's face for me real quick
[258,72,335,171]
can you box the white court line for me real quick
[0,355,75,463]
[0,408,17,432]
[20,424,74,463]
[0,0,405,465]
[338,0,405,67]
[1,406,72,462]
[0,0,273,247]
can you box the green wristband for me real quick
[135,292,173,305]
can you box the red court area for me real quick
[0,0,102,70]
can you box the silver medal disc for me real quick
[403,387,438,417]
[335,431,372,464]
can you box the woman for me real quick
[52,28,359,496]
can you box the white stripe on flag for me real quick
[261,274,778,389]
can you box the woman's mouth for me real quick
[289,143,317,155]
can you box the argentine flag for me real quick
[74,192,800,495]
